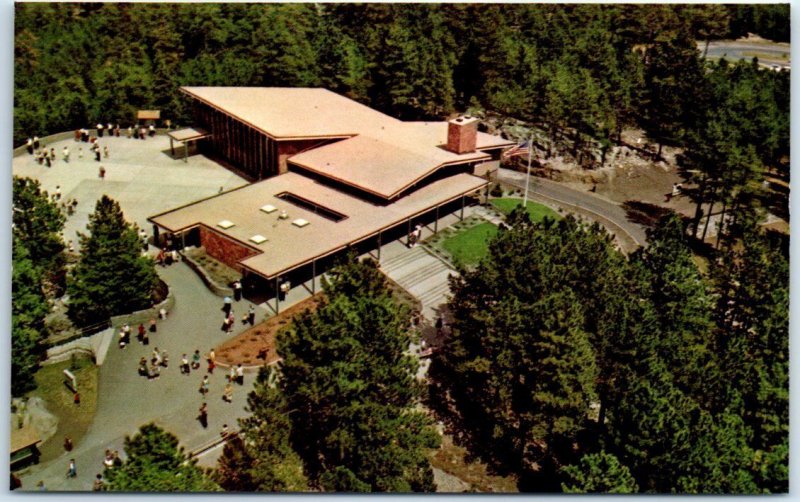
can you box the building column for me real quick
[184,141,189,163]
[312,260,316,294]
[460,194,465,220]
[377,231,382,262]
[407,218,412,246]
[275,276,280,314]
[170,137,174,157]
[434,205,439,233]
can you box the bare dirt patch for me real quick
[215,294,324,367]
[429,433,518,493]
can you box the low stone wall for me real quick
[13,131,76,157]
[44,283,173,366]
[181,251,234,297]
[13,128,172,157]
[109,282,175,327]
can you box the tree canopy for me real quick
[104,423,220,492]
[67,195,157,327]
[268,257,440,492]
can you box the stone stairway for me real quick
[380,245,456,317]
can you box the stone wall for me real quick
[199,226,259,271]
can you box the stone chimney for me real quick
[446,115,478,154]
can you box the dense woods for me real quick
[14,4,789,156]
[430,209,788,493]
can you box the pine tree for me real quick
[12,176,65,279]
[67,195,157,327]
[215,366,308,492]
[277,258,439,491]
[11,237,49,396]
[104,423,220,492]
[561,451,638,493]
[434,211,600,485]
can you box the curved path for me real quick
[497,168,648,252]
[19,263,261,491]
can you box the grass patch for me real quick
[490,198,560,222]
[441,222,498,267]
[27,355,99,462]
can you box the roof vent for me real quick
[292,218,310,228]
[217,220,235,229]
[260,204,277,214]
[249,234,267,244]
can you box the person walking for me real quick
[247,305,256,326]
[44,154,51,168]
[198,403,208,428]
[93,474,104,491]
[199,375,209,396]
[149,124,156,137]
[192,350,201,370]
[152,347,162,366]
[142,329,149,346]
[33,136,39,149]
[97,123,104,138]
[236,364,244,385]
[26,137,33,155]
[223,296,232,315]
[50,148,56,162]
[127,126,133,139]
[66,458,77,478]
[99,166,106,179]
[63,436,73,452]
[228,366,236,383]
[103,145,109,158]
[226,311,235,333]
[233,281,242,301]
[137,323,145,342]
[94,145,101,162]
[223,382,233,403]
[138,357,148,377]
[62,146,70,162]
[181,354,190,375]
[149,318,157,333]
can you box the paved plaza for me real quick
[12,133,248,251]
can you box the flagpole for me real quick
[523,137,532,209]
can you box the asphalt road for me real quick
[496,168,649,252]
[700,40,790,69]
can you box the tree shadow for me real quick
[622,200,676,229]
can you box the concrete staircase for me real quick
[380,246,456,317]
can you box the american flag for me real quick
[502,140,531,160]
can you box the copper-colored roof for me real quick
[289,134,489,199]
[150,172,487,278]
[181,87,391,139]
[181,87,513,198]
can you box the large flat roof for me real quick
[182,87,395,140]
[150,172,487,279]
[181,87,514,198]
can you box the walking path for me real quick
[18,262,260,491]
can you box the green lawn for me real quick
[441,222,498,267]
[491,198,560,222]
[27,355,99,462]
